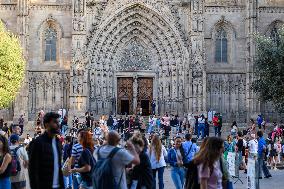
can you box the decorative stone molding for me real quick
[29,4,72,11]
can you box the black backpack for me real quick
[93,147,122,189]
[10,146,22,176]
[184,161,200,189]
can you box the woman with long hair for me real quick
[193,137,224,189]
[129,133,153,189]
[0,135,12,189]
[148,134,167,189]
[168,136,186,189]
[71,131,95,189]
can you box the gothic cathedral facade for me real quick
[0,0,283,123]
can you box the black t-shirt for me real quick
[236,139,245,155]
[78,148,95,186]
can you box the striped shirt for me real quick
[71,143,83,168]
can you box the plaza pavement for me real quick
[162,167,283,189]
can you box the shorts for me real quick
[12,181,26,189]
[80,181,93,189]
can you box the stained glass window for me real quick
[215,28,228,63]
[44,28,57,61]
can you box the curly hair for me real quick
[130,133,145,148]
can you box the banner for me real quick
[227,152,236,177]
[247,158,258,189]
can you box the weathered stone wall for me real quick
[0,0,283,123]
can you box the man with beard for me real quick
[28,112,64,189]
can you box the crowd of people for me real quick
[0,111,283,189]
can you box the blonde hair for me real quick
[150,134,162,161]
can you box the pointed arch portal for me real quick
[86,3,188,115]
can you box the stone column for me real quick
[190,0,206,115]
[245,0,259,120]
[13,0,29,122]
[69,0,87,123]
[133,76,138,114]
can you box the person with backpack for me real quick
[63,136,72,189]
[182,134,198,164]
[257,130,272,179]
[93,130,140,189]
[0,135,12,189]
[185,137,225,189]
[212,114,220,137]
[9,134,29,189]
[148,134,167,189]
[71,131,95,189]
[168,136,186,189]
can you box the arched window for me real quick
[270,26,280,44]
[44,27,57,61]
[215,28,228,63]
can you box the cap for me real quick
[10,134,20,143]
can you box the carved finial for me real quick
[221,15,225,22]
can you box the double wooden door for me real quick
[117,77,153,115]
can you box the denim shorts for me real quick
[80,181,93,189]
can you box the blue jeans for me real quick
[197,123,205,139]
[171,167,185,189]
[148,124,153,133]
[64,174,72,188]
[214,126,220,136]
[258,154,271,177]
[0,177,11,189]
[152,167,164,189]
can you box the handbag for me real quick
[62,157,71,176]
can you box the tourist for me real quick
[151,101,156,115]
[218,114,223,136]
[194,137,224,189]
[71,131,95,189]
[28,112,64,189]
[224,135,235,160]
[107,115,114,130]
[168,136,186,189]
[0,135,12,189]
[148,134,167,189]
[0,117,4,130]
[248,134,258,159]
[63,136,72,189]
[18,115,24,136]
[148,116,154,134]
[204,118,210,137]
[24,134,32,145]
[129,133,153,189]
[230,121,238,137]
[257,115,263,130]
[235,131,246,172]
[117,116,124,133]
[213,113,220,137]
[197,115,205,139]
[257,130,272,179]
[9,134,29,189]
[11,125,21,136]
[94,131,140,189]
[267,140,278,170]
[182,134,198,164]
[70,129,84,189]
[248,119,256,135]
[61,116,68,136]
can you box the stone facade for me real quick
[0,0,283,123]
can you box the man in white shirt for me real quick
[248,134,258,159]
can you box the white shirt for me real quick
[24,137,32,144]
[148,145,167,169]
[248,139,258,154]
[198,117,205,124]
[52,138,60,188]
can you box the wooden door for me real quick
[137,78,153,115]
[117,77,133,114]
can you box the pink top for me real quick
[198,161,223,189]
